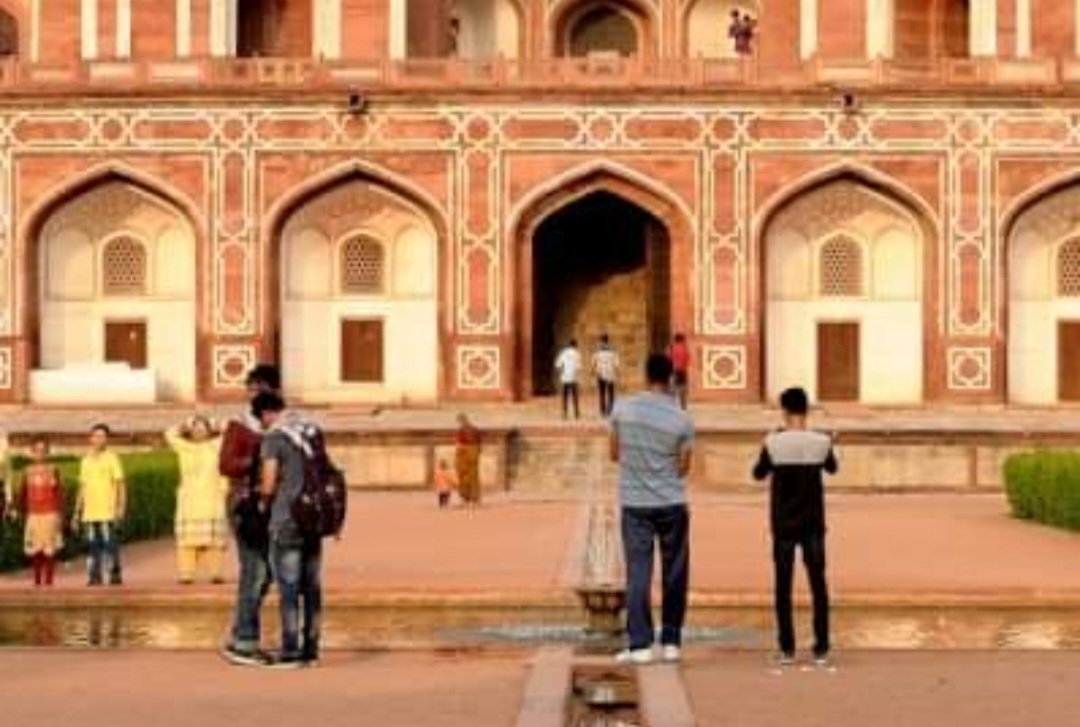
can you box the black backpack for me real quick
[289,426,348,539]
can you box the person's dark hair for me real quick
[569,339,578,348]
[779,387,809,416]
[673,333,686,343]
[646,353,674,385]
[90,423,111,436]
[245,364,281,392]
[251,392,286,419]
[600,334,609,344]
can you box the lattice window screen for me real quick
[102,236,148,296]
[340,237,385,294]
[819,236,865,297]
[1058,239,1080,297]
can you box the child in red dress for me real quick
[19,438,65,587]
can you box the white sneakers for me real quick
[613,645,682,665]
[661,645,682,663]
[614,648,654,665]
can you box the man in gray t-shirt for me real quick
[261,429,306,537]
[254,392,323,667]
[608,353,694,665]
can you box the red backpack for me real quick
[289,426,348,538]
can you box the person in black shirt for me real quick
[752,387,838,666]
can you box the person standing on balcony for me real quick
[728,10,756,56]
[610,353,695,665]
[592,334,621,417]
[669,333,691,410]
[556,339,583,420]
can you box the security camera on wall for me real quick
[347,89,367,115]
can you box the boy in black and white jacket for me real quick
[752,387,838,667]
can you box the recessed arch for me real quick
[550,0,657,58]
[758,170,939,404]
[510,165,694,399]
[268,167,446,403]
[1005,180,1080,404]
[25,172,203,402]
[19,166,207,401]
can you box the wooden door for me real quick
[341,319,384,383]
[104,321,147,369]
[1058,322,1080,402]
[817,322,859,402]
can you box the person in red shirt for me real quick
[219,364,279,667]
[19,437,65,587]
[669,333,691,410]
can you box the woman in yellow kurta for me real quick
[165,417,229,584]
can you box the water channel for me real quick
[2,606,1079,651]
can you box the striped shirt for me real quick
[752,429,838,538]
[609,392,695,508]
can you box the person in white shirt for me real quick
[592,334,620,417]
[555,339,582,420]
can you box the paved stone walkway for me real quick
[4,492,1080,605]
[0,649,530,727]
[683,650,1080,727]
[5,648,1080,727]
[5,401,1080,433]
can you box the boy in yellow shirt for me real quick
[74,424,127,586]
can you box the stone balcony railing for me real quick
[0,54,1079,95]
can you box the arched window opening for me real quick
[893,0,969,60]
[819,235,865,297]
[453,0,521,58]
[1057,239,1080,297]
[237,0,290,57]
[340,236,386,294]
[568,4,639,57]
[102,236,148,296]
[0,9,17,57]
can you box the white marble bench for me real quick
[30,363,157,405]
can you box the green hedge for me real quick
[1004,450,1080,531]
[0,450,179,572]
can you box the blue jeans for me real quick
[85,522,122,583]
[621,505,690,650]
[270,529,323,659]
[230,537,270,652]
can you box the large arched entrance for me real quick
[523,190,671,396]
[1007,183,1080,404]
[272,177,440,404]
[31,179,198,402]
[762,177,929,405]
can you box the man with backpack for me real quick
[253,391,337,668]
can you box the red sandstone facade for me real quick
[0,0,1078,406]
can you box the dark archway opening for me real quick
[531,191,670,395]
[893,0,969,60]
[568,5,639,56]
[0,9,18,57]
